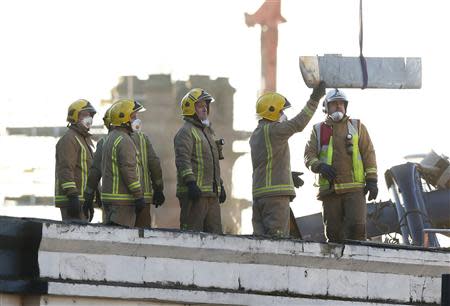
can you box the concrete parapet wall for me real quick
[37,222,450,305]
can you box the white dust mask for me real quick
[330,111,344,122]
[201,119,210,127]
[81,116,93,129]
[131,118,142,132]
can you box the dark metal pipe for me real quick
[423,189,450,230]
[387,163,439,246]
[366,200,399,237]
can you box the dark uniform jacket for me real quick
[174,117,222,198]
[250,98,319,200]
[131,131,164,204]
[85,136,105,195]
[101,127,143,205]
[55,124,94,207]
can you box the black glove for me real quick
[153,191,165,208]
[82,194,94,222]
[291,171,304,188]
[310,81,326,102]
[364,179,378,201]
[317,163,337,181]
[219,185,226,204]
[135,198,146,215]
[186,181,202,201]
[67,195,81,218]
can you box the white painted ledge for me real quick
[38,223,450,305]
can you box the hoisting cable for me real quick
[359,0,368,89]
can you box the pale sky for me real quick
[1,0,450,237]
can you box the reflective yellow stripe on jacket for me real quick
[137,132,152,201]
[177,185,220,193]
[191,128,204,187]
[253,184,294,197]
[74,136,87,198]
[55,195,85,202]
[180,169,194,177]
[101,193,135,201]
[61,182,76,189]
[264,125,273,187]
[112,136,123,194]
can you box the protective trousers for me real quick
[179,196,222,234]
[60,207,87,222]
[321,190,366,243]
[103,204,136,227]
[102,204,151,228]
[252,196,291,238]
[135,205,151,228]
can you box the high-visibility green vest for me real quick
[314,119,365,192]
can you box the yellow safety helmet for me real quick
[256,92,291,122]
[102,105,114,128]
[109,99,145,127]
[67,99,96,124]
[180,88,215,116]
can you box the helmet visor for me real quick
[82,101,97,115]
[133,100,146,113]
[282,98,291,110]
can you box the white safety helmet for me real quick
[323,88,348,113]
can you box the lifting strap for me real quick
[359,0,368,89]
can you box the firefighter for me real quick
[55,99,96,221]
[250,82,326,237]
[101,99,145,227]
[304,88,378,243]
[82,106,115,222]
[129,111,165,227]
[174,88,225,234]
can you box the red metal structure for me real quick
[245,0,286,94]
